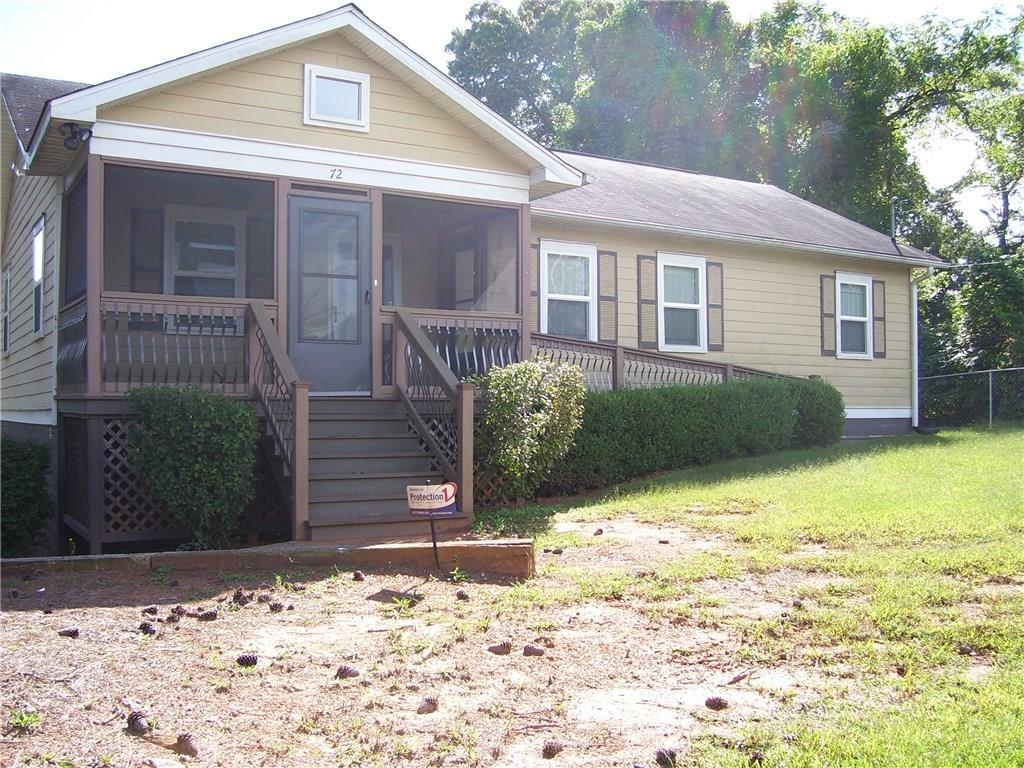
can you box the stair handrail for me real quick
[394,308,474,516]
[248,301,309,539]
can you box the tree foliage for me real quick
[449,0,1023,375]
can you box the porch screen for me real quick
[381,194,518,313]
[103,165,275,299]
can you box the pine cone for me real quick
[269,602,284,613]
[705,696,728,711]
[232,589,252,606]
[142,605,158,615]
[291,583,307,591]
[655,748,678,768]
[416,696,438,714]
[164,613,180,624]
[487,641,512,655]
[57,627,79,638]
[352,570,365,582]
[523,644,545,657]
[138,621,157,636]
[236,653,258,668]
[171,605,187,616]
[174,732,199,757]
[334,664,360,679]
[197,609,218,621]
[542,740,563,759]
[257,593,272,603]
[126,710,150,736]
[455,589,470,601]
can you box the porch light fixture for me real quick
[59,122,92,151]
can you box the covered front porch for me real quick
[56,156,528,553]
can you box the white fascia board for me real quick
[844,407,912,419]
[530,209,942,268]
[90,121,530,204]
[43,5,582,190]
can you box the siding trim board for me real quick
[89,121,532,204]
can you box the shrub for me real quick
[1,439,52,557]
[474,360,586,500]
[789,378,846,446]
[127,386,258,550]
[543,378,811,496]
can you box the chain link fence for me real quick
[919,367,1024,428]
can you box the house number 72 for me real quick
[329,168,344,179]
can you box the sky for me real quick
[1,0,1015,231]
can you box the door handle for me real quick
[364,289,371,305]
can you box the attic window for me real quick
[304,64,370,132]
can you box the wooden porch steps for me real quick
[305,397,450,539]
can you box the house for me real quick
[0,4,941,554]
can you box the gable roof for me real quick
[1,72,89,148]
[23,4,582,191]
[534,152,942,266]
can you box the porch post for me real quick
[291,380,310,540]
[456,381,475,520]
[519,202,531,362]
[85,154,103,395]
[613,346,625,389]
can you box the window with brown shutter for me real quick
[637,254,658,349]
[597,250,618,344]
[707,261,724,352]
[820,273,837,356]
[872,280,886,358]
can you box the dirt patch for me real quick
[1,521,861,767]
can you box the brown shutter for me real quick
[706,261,724,352]
[528,243,540,333]
[637,254,658,350]
[597,250,618,344]
[820,273,836,356]
[872,280,886,358]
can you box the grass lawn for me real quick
[475,427,1024,767]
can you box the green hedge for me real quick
[1,439,52,558]
[541,377,845,496]
[127,386,258,550]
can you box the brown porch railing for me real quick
[99,294,254,394]
[248,302,309,540]
[532,333,789,391]
[394,308,475,516]
[57,298,88,392]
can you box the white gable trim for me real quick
[90,121,531,204]
[37,5,583,189]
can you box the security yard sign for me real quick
[407,483,458,516]
[407,482,458,568]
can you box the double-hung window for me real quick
[836,272,872,358]
[163,204,246,299]
[31,216,45,336]
[657,252,707,353]
[540,240,597,340]
[304,64,370,131]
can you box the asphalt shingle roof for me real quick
[1,72,90,147]
[538,151,941,263]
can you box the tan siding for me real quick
[100,33,527,174]
[1,173,61,418]
[532,221,913,409]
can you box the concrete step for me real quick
[309,452,437,476]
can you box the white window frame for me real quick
[540,239,598,341]
[2,269,10,354]
[657,251,707,354]
[31,216,45,337]
[836,271,873,360]
[303,63,371,132]
[163,204,247,300]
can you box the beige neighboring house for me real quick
[0,4,941,555]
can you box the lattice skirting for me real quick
[60,413,290,550]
